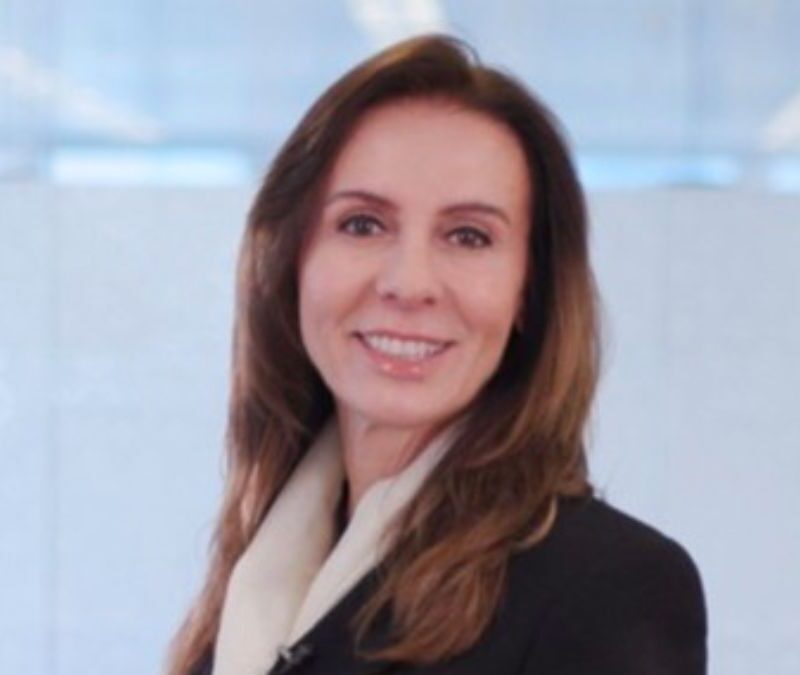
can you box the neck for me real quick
[335,408,433,520]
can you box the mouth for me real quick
[352,331,455,378]
[354,331,454,359]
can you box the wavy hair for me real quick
[164,33,602,674]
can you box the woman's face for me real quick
[298,98,530,431]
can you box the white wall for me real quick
[1,185,797,674]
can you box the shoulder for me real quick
[510,495,706,596]
[543,494,702,568]
[507,495,707,674]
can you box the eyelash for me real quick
[337,214,493,249]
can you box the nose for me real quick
[374,236,441,308]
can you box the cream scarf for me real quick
[211,415,460,675]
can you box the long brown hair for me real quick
[164,33,602,674]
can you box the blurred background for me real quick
[1,1,798,674]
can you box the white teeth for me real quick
[362,334,447,360]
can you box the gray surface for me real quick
[1,185,798,673]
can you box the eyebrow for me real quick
[324,189,512,226]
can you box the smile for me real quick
[354,332,454,379]
[359,332,449,360]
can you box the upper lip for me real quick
[357,329,454,345]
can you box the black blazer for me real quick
[189,495,707,674]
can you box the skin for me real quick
[298,98,531,520]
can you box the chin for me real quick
[351,400,451,429]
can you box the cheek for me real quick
[464,290,518,338]
[298,249,327,343]
[299,270,332,342]
[454,259,525,335]
[299,247,364,333]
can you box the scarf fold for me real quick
[211,415,460,675]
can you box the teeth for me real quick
[362,333,447,360]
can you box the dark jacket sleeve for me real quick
[520,537,707,674]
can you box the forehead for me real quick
[323,99,531,211]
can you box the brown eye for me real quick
[338,214,384,236]
[449,227,492,249]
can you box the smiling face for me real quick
[298,98,531,433]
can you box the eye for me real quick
[448,226,493,249]
[338,214,384,236]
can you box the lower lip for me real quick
[354,334,453,380]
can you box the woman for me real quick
[164,34,707,675]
